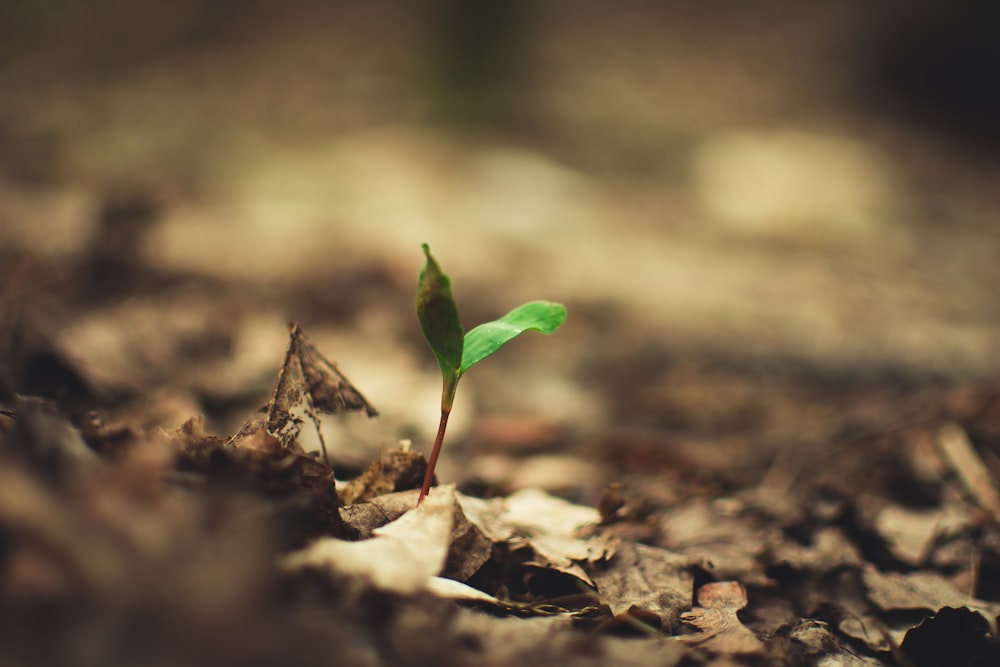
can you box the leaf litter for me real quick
[5,304,1000,666]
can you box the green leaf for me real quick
[417,244,465,387]
[461,300,567,375]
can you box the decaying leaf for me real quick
[862,564,1000,618]
[659,499,774,584]
[829,563,1000,658]
[458,488,617,589]
[587,542,692,632]
[501,488,602,536]
[778,619,884,666]
[834,612,892,654]
[767,526,863,572]
[679,581,764,655]
[166,415,346,539]
[441,495,495,582]
[448,612,688,667]
[280,485,456,595]
[501,489,615,586]
[873,504,967,567]
[231,323,377,464]
[339,488,425,538]
[338,486,493,582]
[338,446,427,505]
[336,487,613,598]
[284,323,378,418]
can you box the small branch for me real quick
[936,422,1000,522]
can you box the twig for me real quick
[935,422,1000,522]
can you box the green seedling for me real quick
[416,243,567,504]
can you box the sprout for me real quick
[416,244,566,504]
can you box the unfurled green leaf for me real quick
[461,300,567,375]
[417,244,464,390]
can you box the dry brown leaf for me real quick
[835,613,891,654]
[781,619,884,666]
[280,485,456,595]
[873,505,948,566]
[659,499,773,583]
[449,611,688,667]
[441,496,495,582]
[263,323,377,461]
[338,489,421,538]
[862,564,1000,620]
[679,581,764,655]
[283,323,378,417]
[338,447,427,505]
[223,419,339,496]
[229,323,377,467]
[587,542,692,632]
[172,415,345,537]
[767,526,863,572]
[325,487,615,603]
[458,488,616,588]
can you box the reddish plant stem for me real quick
[418,409,451,504]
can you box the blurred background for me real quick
[2,0,999,492]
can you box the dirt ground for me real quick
[2,2,1000,665]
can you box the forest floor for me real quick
[3,2,1000,665]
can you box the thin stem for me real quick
[418,408,451,505]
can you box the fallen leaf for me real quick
[458,488,616,589]
[338,489,421,538]
[448,611,687,667]
[767,526,863,572]
[171,415,346,538]
[822,607,891,654]
[501,488,601,536]
[264,323,377,462]
[284,323,378,418]
[874,505,947,566]
[862,564,1000,619]
[858,563,1000,654]
[280,485,456,595]
[441,495,495,582]
[679,581,764,655]
[778,619,884,666]
[587,542,692,632]
[659,498,773,583]
[338,446,427,505]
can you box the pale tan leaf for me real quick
[279,485,455,594]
